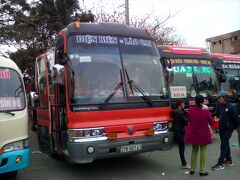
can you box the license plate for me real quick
[120,144,142,153]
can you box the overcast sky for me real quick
[1,0,239,55]
[81,0,240,48]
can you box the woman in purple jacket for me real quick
[184,95,214,176]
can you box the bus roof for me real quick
[210,53,240,61]
[158,45,210,59]
[0,56,22,75]
[61,22,154,40]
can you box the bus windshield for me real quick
[0,68,26,111]
[68,35,166,105]
[169,59,218,98]
[221,69,240,92]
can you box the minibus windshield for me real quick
[68,35,166,105]
[0,68,26,111]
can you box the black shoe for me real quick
[212,163,224,171]
[224,160,234,167]
[190,170,195,175]
[199,171,209,176]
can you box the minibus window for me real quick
[0,68,25,111]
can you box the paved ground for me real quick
[2,129,240,180]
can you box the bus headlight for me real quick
[91,129,101,136]
[68,128,106,138]
[2,139,29,153]
[153,122,168,133]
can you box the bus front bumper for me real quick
[0,148,30,174]
[67,132,173,164]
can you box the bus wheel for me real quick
[31,110,37,131]
[32,123,37,131]
[50,152,65,161]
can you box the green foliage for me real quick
[79,11,94,22]
[1,0,184,80]
[0,0,95,78]
[10,47,38,78]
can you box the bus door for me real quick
[36,55,52,153]
[49,80,67,155]
[48,36,68,155]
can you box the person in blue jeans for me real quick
[170,99,189,169]
[212,91,239,170]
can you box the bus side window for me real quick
[55,36,66,65]
[38,57,48,109]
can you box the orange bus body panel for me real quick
[67,107,171,129]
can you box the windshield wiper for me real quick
[192,73,198,89]
[0,111,15,116]
[102,82,123,106]
[193,75,212,97]
[124,69,154,107]
[101,70,124,108]
[14,85,23,97]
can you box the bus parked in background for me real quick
[158,46,226,130]
[0,56,29,177]
[30,22,173,164]
[211,53,240,98]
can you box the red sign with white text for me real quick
[0,69,11,79]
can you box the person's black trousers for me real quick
[218,130,233,164]
[174,130,187,166]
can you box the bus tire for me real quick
[32,123,37,131]
[50,152,64,161]
[31,110,37,132]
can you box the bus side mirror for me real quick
[160,57,174,83]
[216,67,226,83]
[56,50,67,65]
[50,64,65,85]
[30,92,39,109]
[166,66,174,83]
[219,73,227,83]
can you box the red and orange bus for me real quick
[158,46,226,130]
[211,53,240,95]
[30,22,173,164]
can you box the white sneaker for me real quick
[182,164,190,169]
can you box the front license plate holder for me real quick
[120,144,142,153]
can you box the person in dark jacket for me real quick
[170,99,189,169]
[237,95,240,152]
[212,91,239,170]
[227,89,237,103]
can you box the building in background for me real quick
[206,30,240,54]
